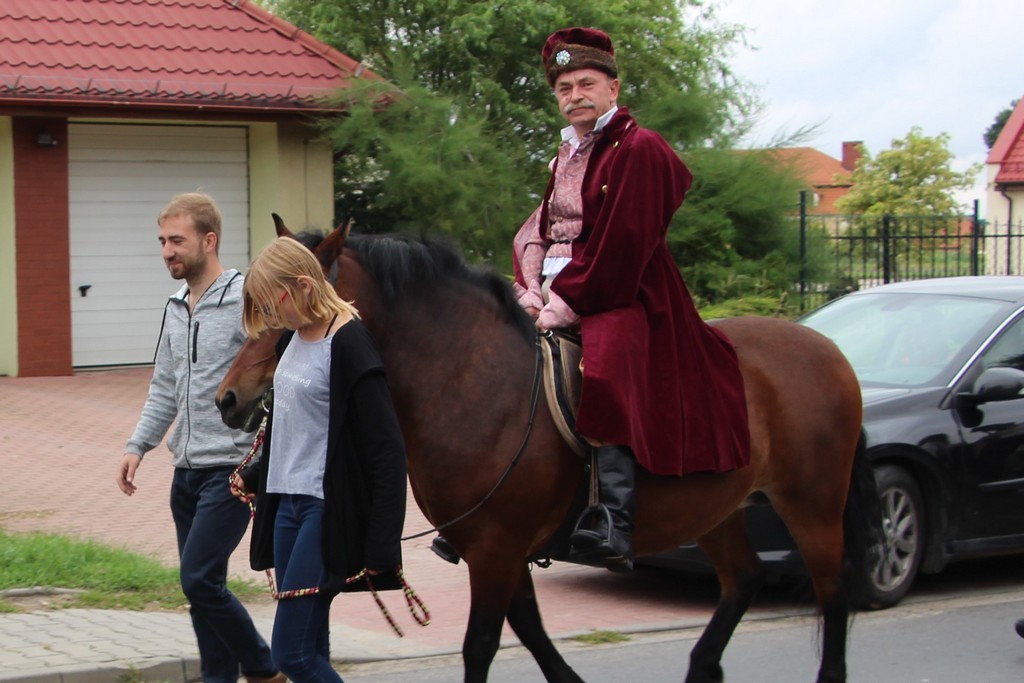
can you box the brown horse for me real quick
[216,218,878,683]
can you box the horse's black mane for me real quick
[294,230,325,251]
[345,233,536,343]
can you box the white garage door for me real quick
[69,123,250,367]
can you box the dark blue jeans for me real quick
[171,466,276,683]
[271,494,340,682]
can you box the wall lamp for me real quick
[36,131,58,148]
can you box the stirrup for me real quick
[568,506,634,572]
[569,504,614,550]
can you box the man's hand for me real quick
[116,453,142,496]
[536,295,580,332]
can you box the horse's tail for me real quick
[842,431,884,610]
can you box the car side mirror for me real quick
[957,366,1024,407]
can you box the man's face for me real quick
[553,68,619,132]
[158,214,209,282]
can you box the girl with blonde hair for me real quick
[232,237,407,683]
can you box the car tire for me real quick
[854,464,925,609]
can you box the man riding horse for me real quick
[436,27,752,572]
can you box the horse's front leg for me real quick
[463,551,529,682]
[506,565,584,682]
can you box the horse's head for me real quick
[216,328,281,430]
[215,214,351,430]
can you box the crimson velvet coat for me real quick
[533,107,750,476]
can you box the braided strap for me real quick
[229,416,266,499]
[346,567,431,637]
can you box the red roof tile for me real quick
[989,97,1024,185]
[0,0,380,113]
[765,147,852,188]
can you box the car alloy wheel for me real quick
[864,465,925,607]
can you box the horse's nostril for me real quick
[218,391,236,413]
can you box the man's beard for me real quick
[166,251,206,281]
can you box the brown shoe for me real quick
[245,674,287,683]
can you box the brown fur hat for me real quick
[541,27,618,87]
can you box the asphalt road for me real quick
[339,555,1024,682]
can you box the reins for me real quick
[400,334,545,542]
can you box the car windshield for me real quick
[800,291,1008,388]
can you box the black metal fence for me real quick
[797,195,1024,311]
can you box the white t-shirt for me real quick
[266,333,333,498]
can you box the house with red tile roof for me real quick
[987,96,1024,230]
[764,142,861,214]
[0,0,382,376]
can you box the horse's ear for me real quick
[272,213,295,238]
[315,218,350,269]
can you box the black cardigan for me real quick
[242,319,408,593]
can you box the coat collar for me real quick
[598,106,635,145]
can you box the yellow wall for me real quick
[248,120,335,255]
[0,117,17,376]
[248,122,279,253]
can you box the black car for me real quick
[642,276,1024,608]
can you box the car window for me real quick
[980,314,1024,372]
[801,292,1007,387]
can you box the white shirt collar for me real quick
[560,105,619,151]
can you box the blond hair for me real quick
[157,192,223,252]
[243,237,359,338]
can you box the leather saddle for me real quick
[539,331,589,457]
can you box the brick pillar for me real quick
[12,117,72,376]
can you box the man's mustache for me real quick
[563,100,596,114]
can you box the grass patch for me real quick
[0,529,260,611]
[571,629,631,645]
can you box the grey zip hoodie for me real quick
[126,269,254,468]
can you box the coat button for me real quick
[601,185,608,193]
[613,141,619,148]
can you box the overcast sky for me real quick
[715,0,1023,212]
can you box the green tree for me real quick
[834,128,980,217]
[984,99,1018,150]
[262,0,808,305]
[323,78,529,261]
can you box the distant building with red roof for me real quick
[763,142,861,214]
[987,96,1024,229]
[0,0,381,376]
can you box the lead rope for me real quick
[231,417,430,637]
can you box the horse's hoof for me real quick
[430,535,460,565]
[1015,619,1024,639]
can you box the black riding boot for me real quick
[430,535,460,565]
[569,444,636,572]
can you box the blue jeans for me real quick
[271,494,341,682]
[171,466,276,683]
